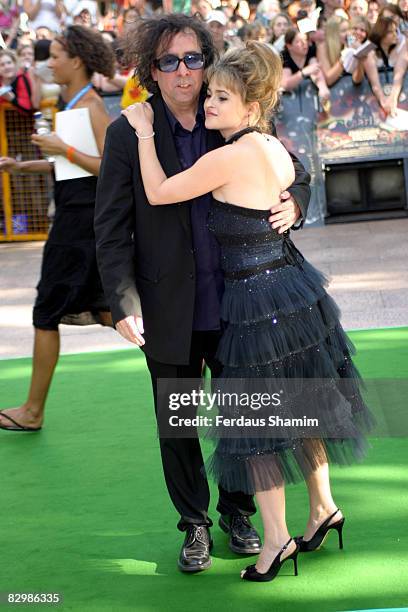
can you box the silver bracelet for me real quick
[135,130,155,139]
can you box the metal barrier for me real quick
[2,74,408,238]
[0,101,56,242]
[276,72,408,225]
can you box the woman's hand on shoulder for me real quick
[122,101,154,136]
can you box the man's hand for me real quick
[116,315,145,346]
[269,191,301,234]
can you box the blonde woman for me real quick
[317,15,350,85]
[341,15,371,82]
[0,49,34,113]
[349,14,370,44]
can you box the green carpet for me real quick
[0,328,407,612]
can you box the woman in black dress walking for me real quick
[0,26,115,432]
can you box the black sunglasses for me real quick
[153,53,205,73]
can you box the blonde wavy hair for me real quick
[206,41,283,132]
[325,15,349,67]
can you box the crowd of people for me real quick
[1,0,408,118]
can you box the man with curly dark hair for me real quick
[95,13,311,574]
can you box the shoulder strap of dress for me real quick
[225,126,262,144]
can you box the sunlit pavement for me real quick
[1,218,407,359]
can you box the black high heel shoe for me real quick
[296,509,345,553]
[241,538,299,582]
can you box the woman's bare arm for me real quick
[31,97,111,176]
[352,59,365,85]
[5,16,20,46]
[282,62,322,91]
[107,73,128,89]
[137,138,234,205]
[23,0,41,21]
[281,67,304,91]
[363,51,388,109]
[384,51,408,115]
[123,102,294,207]
[73,97,111,174]
[0,157,52,174]
[316,43,344,86]
[28,69,42,109]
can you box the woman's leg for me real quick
[303,460,342,541]
[0,328,60,429]
[246,485,296,574]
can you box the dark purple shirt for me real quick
[165,102,224,331]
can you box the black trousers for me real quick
[146,330,256,531]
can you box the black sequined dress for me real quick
[205,130,373,495]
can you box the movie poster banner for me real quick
[275,72,408,223]
[317,73,408,163]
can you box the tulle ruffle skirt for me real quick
[206,260,373,494]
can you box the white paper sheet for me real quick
[353,40,376,59]
[341,48,358,74]
[381,108,408,132]
[54,107,99,181]
[297,8,321,34]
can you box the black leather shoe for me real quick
[219,515,262,554]
[178,525,213,573]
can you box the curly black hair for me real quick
[123,14,215,94]
[56,25,115,79]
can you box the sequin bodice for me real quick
[208,199,297,280]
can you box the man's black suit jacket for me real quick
[94,93,311,365]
